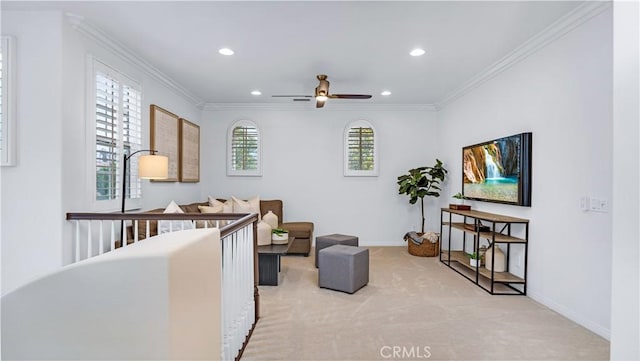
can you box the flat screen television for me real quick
[462,132,532,206]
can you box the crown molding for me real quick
[66,13,205,107]
[434,1,612,110]
[201,102,437,112]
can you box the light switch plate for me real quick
[589,197,609,213]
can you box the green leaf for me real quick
[397,160,448,222]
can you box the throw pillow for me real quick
[165,200,182,213]
[208,196,233,213]
[232,195,261,220]
[198,204,224,213]
[158,200,195,234]
[198,204,225,228]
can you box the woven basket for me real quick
[407,233,439,257]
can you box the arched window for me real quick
[344,120,378,176]
[227,120,261,176]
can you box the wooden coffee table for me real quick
[257,237,293,286]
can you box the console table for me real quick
[440,208,529,295]
[257,238,292,286]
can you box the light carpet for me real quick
[241,246,609,361]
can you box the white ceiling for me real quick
[3,1,584,107]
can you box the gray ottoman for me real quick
[315,234,359,268]
[318,245,369,294]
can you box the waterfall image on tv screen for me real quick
[462,133,531,206]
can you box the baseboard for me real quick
[527,290,611,340]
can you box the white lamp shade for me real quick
[138,155,169,179]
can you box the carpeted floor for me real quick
[241,246,609,360]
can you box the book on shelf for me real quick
[463,223,491,232]
[449,204,471,210]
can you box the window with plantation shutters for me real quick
[92,59,142,209]
[344,120,378,176]
[1,36,16,166]
[227,120,261,176]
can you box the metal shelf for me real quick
[440,208,529,295]
[443,222,527,243]
[441,251,524,283]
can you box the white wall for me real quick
[200,107,440,245]
[1,11,65,296]
[610,1,640,359]
[1,11,203,294]
[438,9,613,338]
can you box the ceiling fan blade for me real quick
[329,94,372,99]
[293,98,311,102]
[316,99,326,108]
[272,95,313,98]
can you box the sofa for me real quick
[127,199,313,256]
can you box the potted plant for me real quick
[452,192,466,204]
[271,228,289,245]
[397,159,448,234]
[450,192,471,210]
[468,252,480,267]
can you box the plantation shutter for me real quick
[0,44,4,160]
[0,36,15,166]
[344,120,377,177]
[94,62,142,203]
[231,125,259,171]
[122,84,142,199]
[95,71,120,201]
[347,126,375,171]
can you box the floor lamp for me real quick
[121,150,169,242]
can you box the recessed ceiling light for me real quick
[381,90,392,96]
[251,90,262,96]
[218,48,234,56]
[410,48,425,57]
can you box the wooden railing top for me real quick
[66,212,249,221]
[66,212,259,239]
[219,214,258,238]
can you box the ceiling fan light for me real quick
[316,95,328,102]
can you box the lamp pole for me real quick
[120,149,159,243]
[121,149,158,214]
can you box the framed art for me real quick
[179,118,200,182]
[150,104,179,182]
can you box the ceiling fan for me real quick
[272,74,372,108]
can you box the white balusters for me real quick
[99,222,104,255]
[219,223,255,361]
[110,221,116,251]
[87,221,92,259]
[75,220,80,263]
[222,234,231,360]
